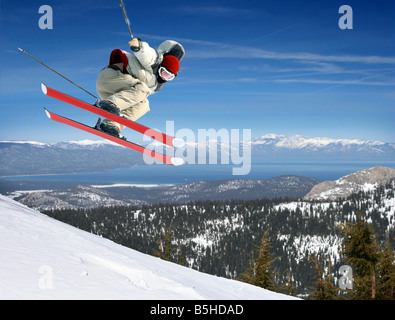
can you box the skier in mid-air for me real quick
[19,1,186,165]
[95,38,185,138]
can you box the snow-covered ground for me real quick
[0,195,296,300]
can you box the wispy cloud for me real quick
[189,45,395,65]
[169,5,256,18]
[275,78,395,86]
[139,33,395,65]
[273,66,395,89]
[134,33,395,89]
[140,34,395,65]
[253,16,319,41]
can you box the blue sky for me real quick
[1,0,394,143]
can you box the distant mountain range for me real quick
[9,166,395,210]
[249,134,395,159]
[1,134,394,176]
[251,134,391,149]
[11,175,320,210]
[0,140,144,176]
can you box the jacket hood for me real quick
[157,40,185,61]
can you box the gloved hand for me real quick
[129,38,141,52]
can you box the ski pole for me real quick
[18,47,98,100]
[118,0,134,39]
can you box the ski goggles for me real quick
[159,66,176,82]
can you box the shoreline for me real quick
[91,183,175,188]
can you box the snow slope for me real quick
[0,195,296,300]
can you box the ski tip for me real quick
[171,157,184,166]
[41,83,48,95]
[172,138,185,148]
[43,108,52,119]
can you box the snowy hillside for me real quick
[0,195,295,300]
[39,178,394,296]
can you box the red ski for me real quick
[41,83,184,148]
[44,108,184,166]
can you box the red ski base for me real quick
[44,108,183,166]
[41,83,185,148]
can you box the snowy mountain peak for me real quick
[54,139,120,148]
[0,140,49,146]
[258,133,285,140]
[252,134,387,149]
[63,139,118,146]
[1,134,393,152]
[0,195,296,300]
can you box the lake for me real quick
[2,160,394,186]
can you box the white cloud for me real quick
[124,33,395,65]
[275,78,395,86]
[169,5,256,18]
[188,45,395,65]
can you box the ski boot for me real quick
[94,100,122,117]
[95,118,126,140]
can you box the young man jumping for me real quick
[95,38,185,139]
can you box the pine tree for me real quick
[275,270,296,296]
[254,230,275,290]
[338,212,379,299]
[177,244,184,266]
[309,256,338,300]
[153,225,174,262]
[285,270,296,297]
[376,234,395,300]
[239,230,276,291]
[238,252,256,284]
[163,226,173,261]
[153,233,164,259]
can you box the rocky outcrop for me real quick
[304,166,395,201]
